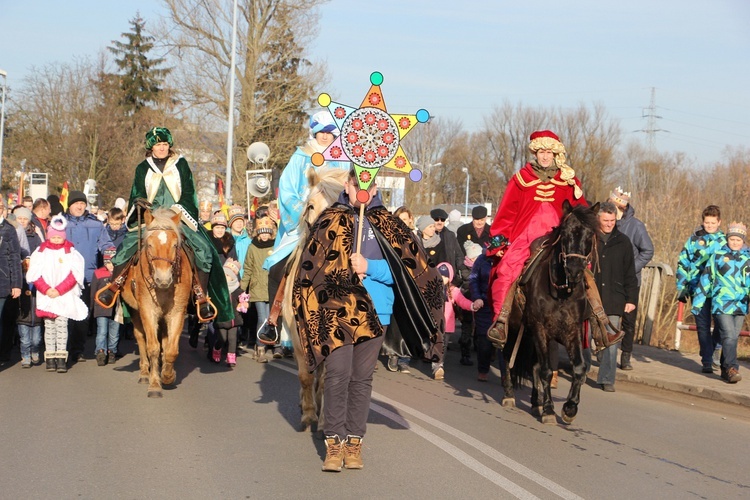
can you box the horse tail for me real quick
[503,323,536,388]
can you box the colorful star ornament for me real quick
[311,71,431,204]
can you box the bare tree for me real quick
[159,0,328,203]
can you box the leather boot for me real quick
[194,269,217,322]
[322,435,344,472]
[487,281,518,348]
[550,371,559,389]
[343,435,364,469]
[620,351,633,371]
[56,352,68,373]
[45,355,56,372]
[584,271,625,350]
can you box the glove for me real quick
[676,290,689,303]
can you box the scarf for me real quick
[421,233,441,248]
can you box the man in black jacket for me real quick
[0,200,23,363]
[593,202,639,392]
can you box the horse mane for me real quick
[146,207,183,246]
[548,203,598,242]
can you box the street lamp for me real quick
[461,167,470,218]
[0,68,7,189]
[224,0,239,205]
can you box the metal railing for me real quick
[674,301,750,350]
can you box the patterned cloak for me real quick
[293,204,445,372]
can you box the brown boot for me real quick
[322,435,344,472]
[487,280,519,348]
[550,371,558,389]
[584,270,625,350]
[343,435,364,469]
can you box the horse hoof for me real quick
[501,398,516,408]
[561,413,576,425]
[531,406,543,417]
[541,414,557,425]
[147,390,163,398]
[138,376,149,384]
[162,374,176,386]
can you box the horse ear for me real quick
[171,210,182,226]
[562,199,572,213]
[307,166,320,187]
[590,202,600,214]
[144,210,154,225]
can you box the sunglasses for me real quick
[433,217,446,222]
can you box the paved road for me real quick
[1,336,748,499]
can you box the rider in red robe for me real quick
[488,130,586,318]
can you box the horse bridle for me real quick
[548,219,594,293]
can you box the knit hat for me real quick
[47,215,68,240]
[430,208,449,221]
[727,221,747,241]
[437,261,453,278]
[472,205,488,219]
[310,111,339,137]
[211,212,227,227]
[448,209,461,223]
[254,216,276,236]
[227,204,246,225]
[464,241,483,260]
[223,258,241,294]
[68,190,87,207]
[13,207,32,221]
[145,127,173,150]
[103,247,117,265]
[609,186,631,209]
[416,215,435,232]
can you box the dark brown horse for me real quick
[121,208,193,398]
[501,200,599,424]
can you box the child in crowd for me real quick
[457,241,483,366]
[676,205,726,373]
[17,257,42,368]
[240,214,277,362]
[436,262,475,380]
[212,258,243,367]
[694,221,748,384]
[469,237,505,381]
[26,215,89,373]
[90,249,120,366]
[105,207,127,249]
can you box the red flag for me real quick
[60,182,69,210]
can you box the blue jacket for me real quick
[468,253,494,334]
[616,204,654,285]
[65,212,115,283]
[232,229,252,278]
[694,244,750,315]
[676,228,726,302]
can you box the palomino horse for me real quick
[282,166,349,431]
[121,208,193,398]
[501,201,599,424]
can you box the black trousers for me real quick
[68,282,91,356]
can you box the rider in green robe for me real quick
[106,127,233,323]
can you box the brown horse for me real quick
[121,208,193,398]
[282,166,349,431]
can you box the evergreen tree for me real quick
[108,14,171,114]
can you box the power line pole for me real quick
[635,87,668,154]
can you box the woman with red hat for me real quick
[487,130,587,341]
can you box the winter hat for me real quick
[310,111,339,137]
[13,206,32,221]
[464,241,483,260]
[227,204,246,225]
[416,215,435,232]
[609,186,631,209]
[436,261,454,281]
[68,190,87,207]
[103,247,117,265]
[448,209,462,223]
[254,216,276,237]
[727,221,747,241]
[430,208,449,221]
[472,205,488,219]
[223,258,241,294]
[211,212,228,227]
[145,127,173,150]
[114,197,127,210]
[47,215,68,240]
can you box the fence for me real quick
[673,301,750,350]
[635,262,673,347]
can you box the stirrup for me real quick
[487,312,508,349]
[94,283,121,309]
[196,297,218,323]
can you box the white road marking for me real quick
[270,361,582,500]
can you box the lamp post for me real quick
[0,69,7,189]
[461,167,470,218]
[224,0,239,205]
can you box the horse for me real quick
[121,207,193,398]
[500,200,600,424]
[281,166,350,432]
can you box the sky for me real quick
[1,0,749,166]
